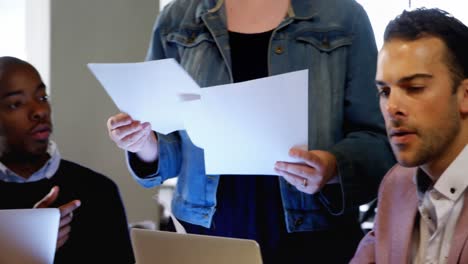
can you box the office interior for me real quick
[1,0,467,233]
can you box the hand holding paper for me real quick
[183,70,308,175]
[106,113,159,163]
[88,59,309,175]
[275,149,338,194]
[88,59,200,135]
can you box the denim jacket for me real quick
[128,0,396,232]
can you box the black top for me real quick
[229,30,271,82]
[0,160,135,264]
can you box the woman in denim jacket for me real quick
[107,0,395,263]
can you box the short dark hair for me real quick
[384,8,468,88]
[0,56,31,78]
[0,56,28,69]
[0,57,39,92]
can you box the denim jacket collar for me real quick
[199,0,318,21]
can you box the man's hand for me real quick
[34,186,81,249]
[275,148,338,194]
[107,113,158,163]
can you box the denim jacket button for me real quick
[187,32,196,44]
[274,46,284,54]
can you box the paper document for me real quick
[183,70,308,175]
[88,59,308,175]
[88,59,199,134]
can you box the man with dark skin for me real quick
[0,56,134,263]
[0,57,80,248]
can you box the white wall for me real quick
[0,0,27,59]
[357,0,468,50]
[26,0,50,91]
[27,0,161,224]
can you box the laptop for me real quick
[0,208,60,264]
[131,228,263,264]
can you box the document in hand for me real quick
[88,59,308,175]
[88,59,199,134]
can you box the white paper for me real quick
[88,59,308,175]
[184,70,308,175]
[88,59,200,134]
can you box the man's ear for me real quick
[459,79,468,115]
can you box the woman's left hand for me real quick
[275,148,338,194]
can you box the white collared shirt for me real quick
[0,140,61,183]
[412,145,468,264]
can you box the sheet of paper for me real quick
[183,70,308,175]
[88,59,200,134]
[88,59,308,176]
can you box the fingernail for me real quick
[48,186,57,196]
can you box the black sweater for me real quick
[0,160,135,264]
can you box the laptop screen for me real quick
[0,208,60,264]
[131,228,263,264]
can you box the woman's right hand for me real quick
[107,113,159,162]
